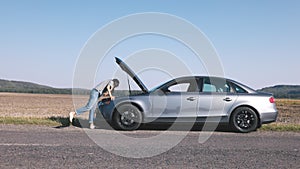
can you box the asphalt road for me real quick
[0,124,299,169]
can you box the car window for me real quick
[202,77,233,93]
[223,83,231,92]
[231,82,248,93]
[166,78,199,93]
[203,83,217,92]
[168,83,190,92]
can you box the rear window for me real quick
[230,82,248,93]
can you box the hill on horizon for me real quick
[0,79,89,94]
[1,79,300,99]
[258,85,300,99]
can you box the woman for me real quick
[69,79,119,129]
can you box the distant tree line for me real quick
[1,79,300,99]
[0,88,73,94]
[0,87,143,96]
[258,85,300,99]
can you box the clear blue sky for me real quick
[1,0,299,89]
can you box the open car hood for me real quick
[115,57,148,93]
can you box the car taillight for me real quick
[269,96,275,103]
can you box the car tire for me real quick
[230,107,258,133]
[113,104,142,131]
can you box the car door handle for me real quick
[223,97,232,102]
[187,97,196,101]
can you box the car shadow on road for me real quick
[51,116,233,132]
[139,123,233,132]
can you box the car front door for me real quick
[150,78,200,120]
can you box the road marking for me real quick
[0,143,62,147]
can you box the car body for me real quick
[98,57,278,132]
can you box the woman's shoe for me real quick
[90,123,96,129]
[69,112,76,123]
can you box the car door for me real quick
[151,78,200,119]
[197,77,237,117]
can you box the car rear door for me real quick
[197,77,238,117]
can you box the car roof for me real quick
[156,76,257,93]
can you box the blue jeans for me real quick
[76,89,99,123]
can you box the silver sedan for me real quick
[99,58,278,133]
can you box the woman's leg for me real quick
[76,89,99,115]
[88,104,97,124]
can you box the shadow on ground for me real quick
[49,116,233,132]
[48,116,79,129]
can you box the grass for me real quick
[0,116,70,126]
[259,123,300,132]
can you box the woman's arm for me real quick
[99,95,110,101]
[106,84,115,100]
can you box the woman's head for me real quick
[102,79,119,94]
[112,79,119,88]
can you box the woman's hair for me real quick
[102,79,119,94]
[112,79,119,88]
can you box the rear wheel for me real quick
[230,107,258,133]
[113,104,142,131]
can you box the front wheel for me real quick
[230,107,258,133]
[113,104,142,131]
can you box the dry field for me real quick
[0,92,88,118]
[0,93,299,125]
[276,99,300,124]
